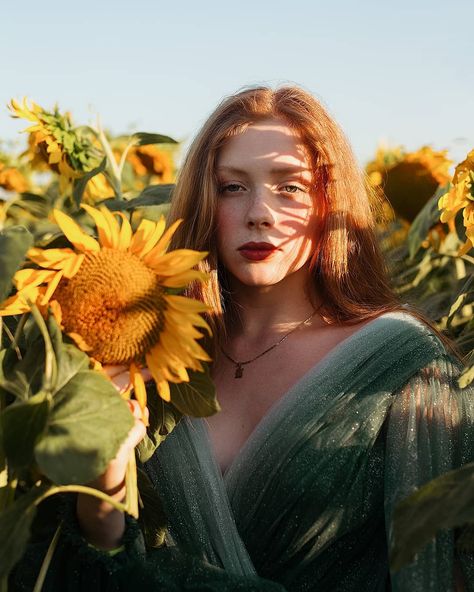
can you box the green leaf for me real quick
[447,274,474,326]
[391,462,474,571]
[169,365,220,418]
[35,370,133,484]
[137,383,182,463]
[132,132,178,146]
[407,186,447,260]
[0,226,33,302]
[1,391,51,469]
[0,484,50,580]
[72,157,108,207]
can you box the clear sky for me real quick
[1,0,473,165]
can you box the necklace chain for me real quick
[220,309,318,379]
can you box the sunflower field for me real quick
[0,99,473,589]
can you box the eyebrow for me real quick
[216,165,311,175]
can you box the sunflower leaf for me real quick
[35,370,133,484]
[0,226,33,302]
[1,390,51,469]
[407,186,447,260]
[137,383,182,463]
[72,157,108,208]
[0,484,50,581]
[390,462,474,571]
[132,132,178,146]
[169,365,220,418]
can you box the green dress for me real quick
[10,312,474,591]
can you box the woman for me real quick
[13,86,474,591]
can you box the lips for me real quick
[237,242,277,261]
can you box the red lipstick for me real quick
[238,242,277,261]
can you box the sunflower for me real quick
[9,98,102,195]
[0,164,29,193]
[438,149,474,255]
[366,145,452,222]
[0,205,211,406]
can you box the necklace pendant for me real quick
[234,363,244,379]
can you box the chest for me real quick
[206,323,367,474]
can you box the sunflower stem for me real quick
[32,523,62,592]
[28,304,58,394]
[124,449,139,519]
[117,138,137,184]
[96,119,122,199]
[35,485,129,514]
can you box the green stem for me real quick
[28,304,57,394]
[117,138,136,183]
[13,312,30,356]
[96,120,122,199]
[36,485,129,514]
[32,524,62,592]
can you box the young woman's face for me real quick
[216,117,318,288]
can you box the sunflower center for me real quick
[54,249,166,364]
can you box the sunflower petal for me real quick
[129,219,161,256]
[14,268,57,290]
[131,217,167,258]
[53,209,100,252]
[99,206,120,249]
[81,204,114,248]
[28,247,77,270]
[146,249,208,275]
[160,270,210,288]
[117,213,133,250]
[166,294,209,313]
[130,362,148,416]
[62,253,85,279]
[40,270,64,306]
[146,218,182,258]
[145,351,171,402]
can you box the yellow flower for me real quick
[438,149,474,255]
[9,98,101,195]
[0,164,29,193]
[0,205,211,405]
[127,145,174,183]
[366,145,452,222]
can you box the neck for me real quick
[223,265,322,344]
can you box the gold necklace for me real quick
[220,310,318,379]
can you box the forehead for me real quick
[217,117,311,173]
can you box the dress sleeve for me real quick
[384,355,474,591]
[9,495,285,592]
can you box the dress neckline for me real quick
[206,311,408,479]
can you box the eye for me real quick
[281,184,307,195]
[219,183,246,193]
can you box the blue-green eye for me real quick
[220,183,245,193]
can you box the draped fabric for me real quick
[145,312,474,591]
[10,312,474,591]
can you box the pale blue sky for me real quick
[1,0,473,165]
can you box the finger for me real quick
[103,365,129,378]
[141,367,153,383]
[112,372,131,394]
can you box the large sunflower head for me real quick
[0,205,211,405]
[438,149,474,255]
[366,145,452,222]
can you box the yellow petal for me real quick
[53,209,100,252]
[67,331,93,352]
[146,249,208,275]
[117,213,133,250]
[165,307,211,335]
[62,253,85,279]
[160,270,209,288]
[49,299,63,326]
[39,270,64,306]
[131,217,167,258]
[99,206,120,249]
[0,293,31,316]
[145,352,171,402]
[145,218,182,258]
[81,204,114,248]
[14,268,57,290]
[130,361,148,416]
[28,247,77,270]
[166,294,209,313]
[129,219,157,255]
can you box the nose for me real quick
[245,186,275,229]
